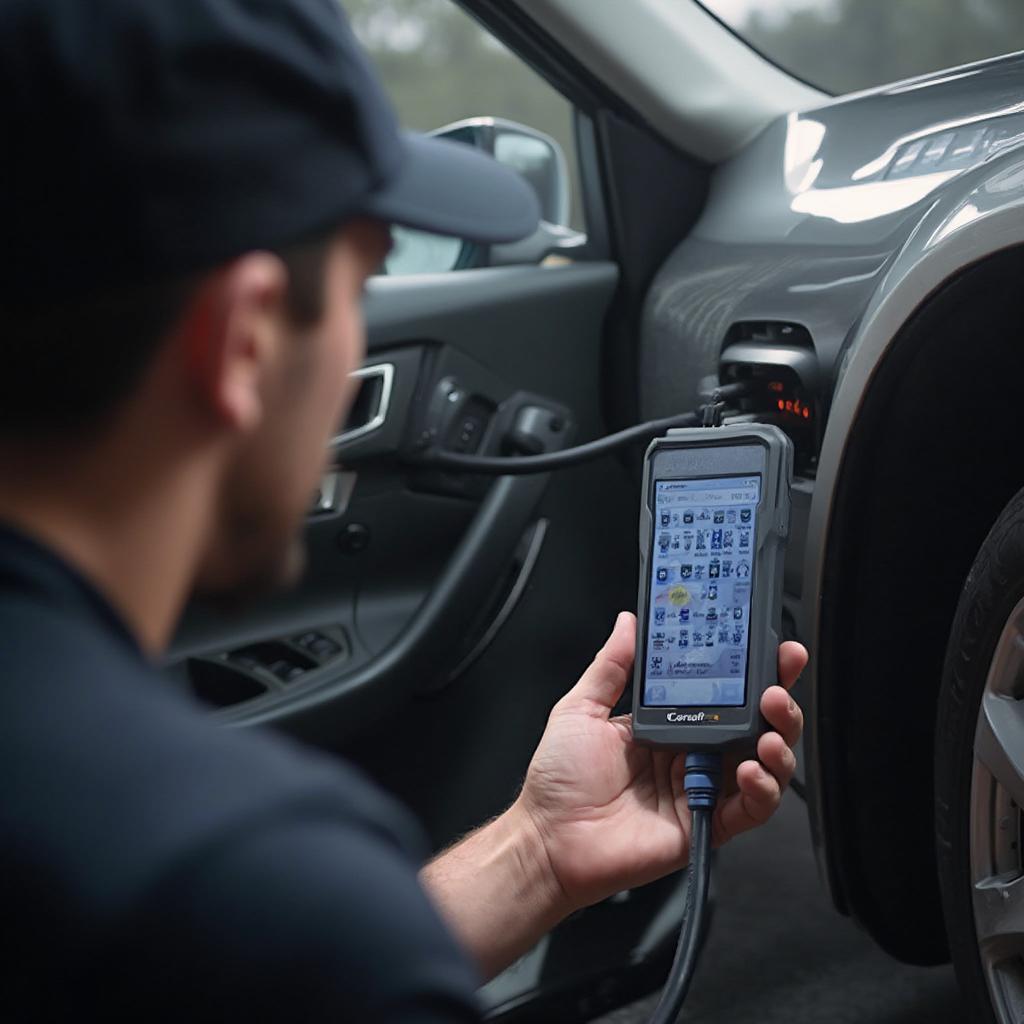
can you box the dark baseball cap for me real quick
[0,0,540,307]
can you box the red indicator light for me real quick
[785,400,793,412]
[803,407,810,419]
[777,399,784,411]
[768,381,784,393]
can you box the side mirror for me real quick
[383,117,585,276]
[443,117,569,225]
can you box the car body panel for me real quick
[644,53,1024,425]
[640,51,1024,931]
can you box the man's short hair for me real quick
[0,239,330,441]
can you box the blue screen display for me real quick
[643,475,760,708]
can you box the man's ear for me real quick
[179,252,289,433]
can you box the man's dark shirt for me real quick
[0,525,480,1021]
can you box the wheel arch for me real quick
[804,194,1024,962]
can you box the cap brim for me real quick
[362,131,540,244]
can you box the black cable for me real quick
[410,381,760,476]
[647,752,722,1024]
[413,409,701,475]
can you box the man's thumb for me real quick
[566,611,636,715]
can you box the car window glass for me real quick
[698,0,1024,95]
[342,0,583,274]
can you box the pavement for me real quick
[591,790,968,1024]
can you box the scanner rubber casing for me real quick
[631,424,793,752]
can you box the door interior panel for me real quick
[166,261,627,768]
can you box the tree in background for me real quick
[739,0,1024,94]
[342,0,582,226]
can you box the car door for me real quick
[163,1,713,1019]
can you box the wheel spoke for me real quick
[975,875,1024,953]
[976,692,1024,811]
[969,594,1024,1017]
[986,619,1024,700]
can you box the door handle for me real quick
[331,363,394,449]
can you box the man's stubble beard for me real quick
[190,310,350,611]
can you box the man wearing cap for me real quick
[0,0,806,1019]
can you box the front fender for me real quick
[804,142,1024,912]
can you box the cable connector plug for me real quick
[683,751,722,811]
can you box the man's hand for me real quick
[512,611,806,912]
[421,613,805,979]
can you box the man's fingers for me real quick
[760,685,803,749]
[756,731,796,790]
[713,759,782,844]
[777,641,808,690]
[562,612,635,716]
[712,654,803,844]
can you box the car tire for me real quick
[937,485,1024,1024]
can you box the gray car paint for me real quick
[641,50,1024,910]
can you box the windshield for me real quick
[697,0,1024,95]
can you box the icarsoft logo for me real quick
[666,711,722,723]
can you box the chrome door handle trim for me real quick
[331,362,394,448]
